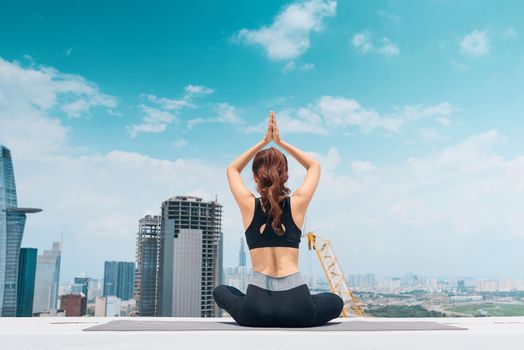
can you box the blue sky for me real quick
[1,0,523,282]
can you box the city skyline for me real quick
[1,0,524,281]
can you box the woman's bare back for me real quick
[242,193,305,277]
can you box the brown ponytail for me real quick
[252,147,291,235]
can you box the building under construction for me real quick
[157,195,223,317]
[134,215,161,316]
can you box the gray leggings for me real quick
[213,271,344,327]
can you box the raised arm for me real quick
[226,114,273,208]
[272,113,320,213]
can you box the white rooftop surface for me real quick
[1,316,523,350]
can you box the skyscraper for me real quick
[239,237,246,267]
[134,215,161,316]
[157,195,223,317]
[32,241,62,314]
[0,145,42,317]
[16,247,37,317]
[103,261,135,301]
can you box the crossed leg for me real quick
[213,284,245,322]
[309,292,344,326]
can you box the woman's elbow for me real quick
[309,160,321,170]
[226,165,238,174]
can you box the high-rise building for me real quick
[16,247,38,317]
[60,293,87,317]
[239,237,246,267]
[0,145,42,316]
[74,276,91,301]
[157,195,223,317]
[32,241,62,314]
[103,261,135,301]
[134,215,161,316]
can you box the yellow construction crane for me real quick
[306,231,365,317]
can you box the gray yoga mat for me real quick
[82,319,467,332]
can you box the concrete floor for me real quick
[1,316,523,350]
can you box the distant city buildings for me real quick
[134,215,161,316]
[157,195,223,317]
[103,261,135,301]
[104,295,122,317]
[239,237,246,267]
[16,248,37,317]
[344,272,524,294]
[87,279,102,302]
[94,295,123,317]
[60,293,87,317]
[222,238,250,294]
[224,266,250,294]
[348,273,376,291]
[73,276,91,300]
[94,296,105,316]
[0,145,42,316]
[33,242,62,315]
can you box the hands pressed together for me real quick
[263,111,282,146]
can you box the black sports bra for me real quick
[244,195,302,250]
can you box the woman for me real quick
[212,111,344,327]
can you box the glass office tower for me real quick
[0,145,42,316]
[103,261,135,301]
[32,241,62,314]
[16,247,37,317]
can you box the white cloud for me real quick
[391,102,456,121]
[352,31,399,56]
[173,139,188,148]
[436,117,451,126]
[351,160,376,173]
[186,103,247,130]
[418,128,442,141]
[316,96,403,131]
[184,84,214,95]
[231,0,337,61]
[244,97,455,136]
[128,84,214,137]
[187,117,206,130]
[352,32,373,53]
[282,60,315,74]
[378,37,399,56]
[460,30,489,57]
[127,104,179,138]
[0,57,117,119]
[302,129,524,276]
[210,103,245,124]
[143,93,192,110]
[244,105,329,135]
[0,57,117,159]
